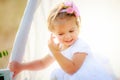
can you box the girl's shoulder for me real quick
[73,37,90,49]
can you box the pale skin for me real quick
[9,19,87,78]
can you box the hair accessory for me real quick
[60,1,80,17]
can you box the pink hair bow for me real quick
[60,1,80,17]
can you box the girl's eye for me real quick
[58,33,63,36]
[69,30,74,33]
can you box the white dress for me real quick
[50,38,114,80]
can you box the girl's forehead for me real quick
[52,16,79,32]
[55,18,77,27]
[56,22,76,29]
[54,23,78,33]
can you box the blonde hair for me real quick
[47,2,81,32]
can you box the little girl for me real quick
[9,1,114,80]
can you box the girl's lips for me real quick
[65,39,73,44]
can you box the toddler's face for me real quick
[53,20,79,49]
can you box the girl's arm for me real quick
[22,54,54,70]
[9,54,54,77]
[52,51,86,75]
[48,35,87,75]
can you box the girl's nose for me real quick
[64,33,71,40]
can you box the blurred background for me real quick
[0,0,27,68]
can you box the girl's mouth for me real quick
[65,39,73,44]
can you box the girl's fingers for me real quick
[13,71,18,78]
[9,63,14,71]
[50,33,55,44]
[48,33,60,52]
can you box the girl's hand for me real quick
[48,34,60,54]
[9,61,23,78]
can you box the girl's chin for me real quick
[64,42,74,47]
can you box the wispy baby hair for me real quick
[47,1,81,32]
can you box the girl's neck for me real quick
[60,45,70,51]
[60,38,79,51]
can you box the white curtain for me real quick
[10,0,120,80]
